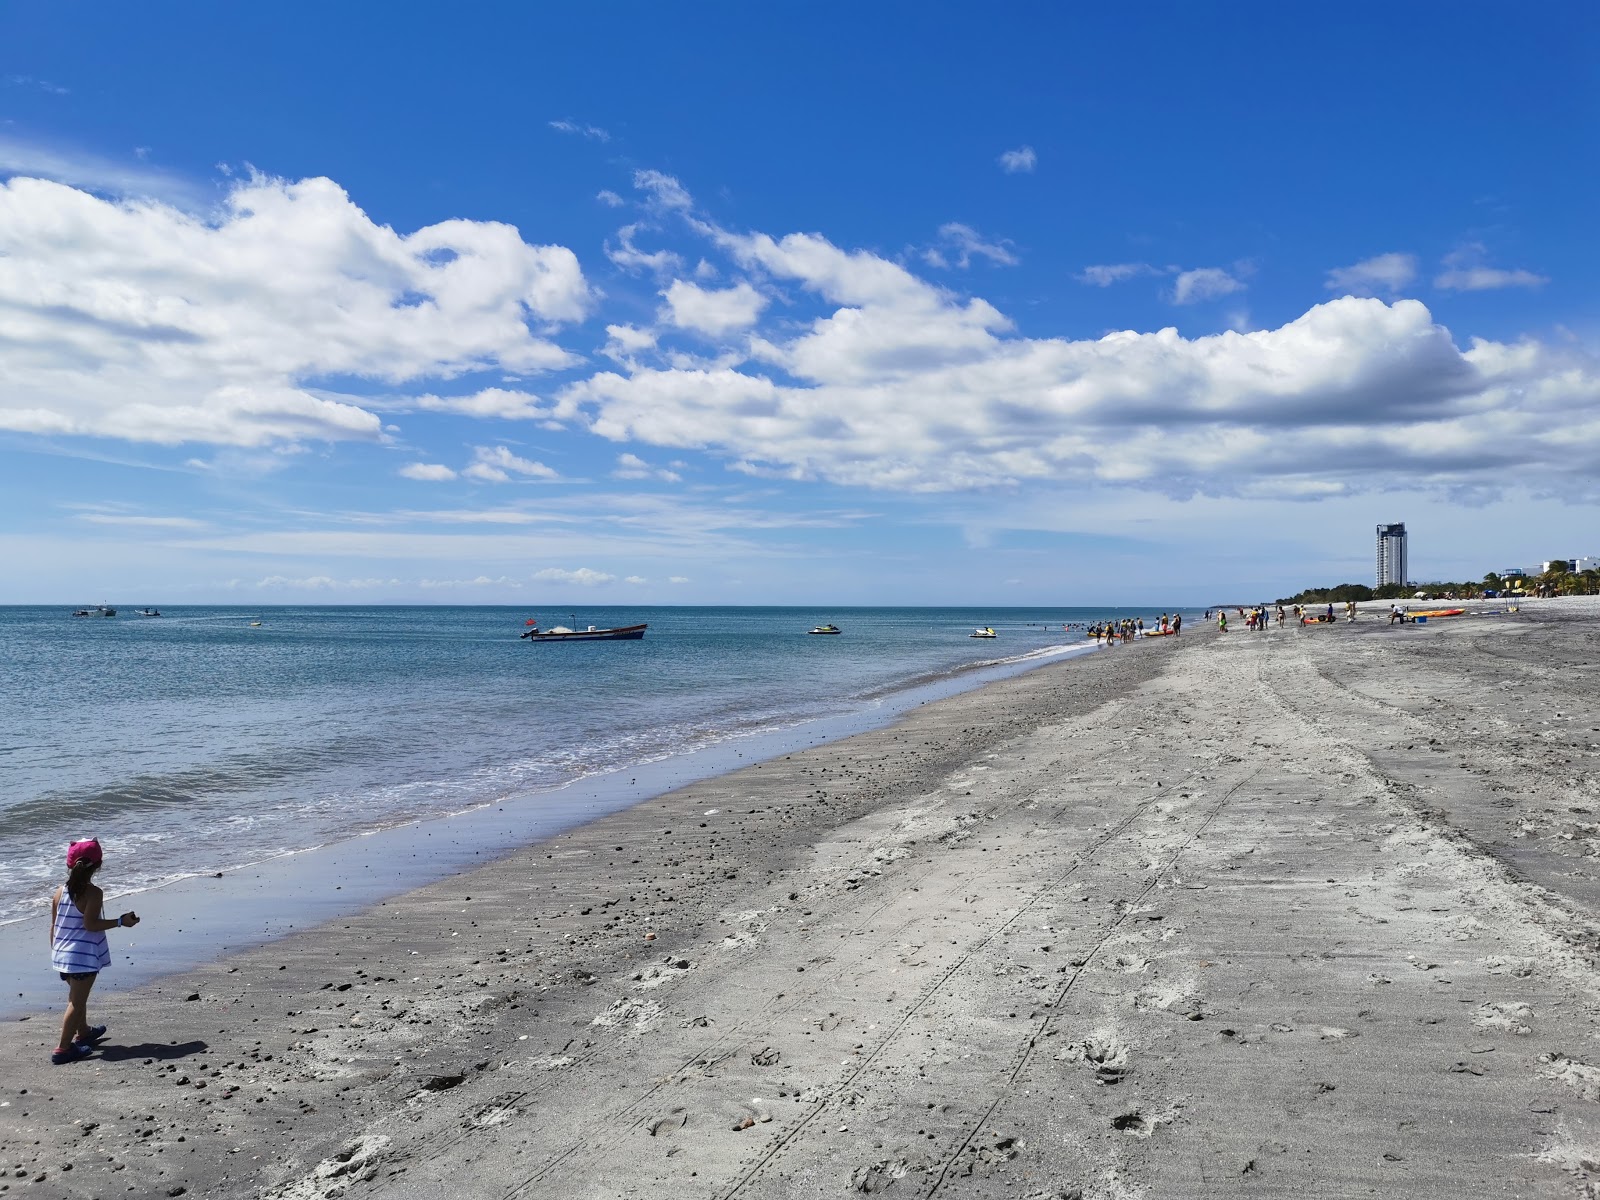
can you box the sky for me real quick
[1,4,1596,605]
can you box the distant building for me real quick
[1376,523,1408,588]
[1577,557,1600,573]
[1502,568,1528,579]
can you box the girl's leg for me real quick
[59,975,95,1047]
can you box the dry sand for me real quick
[6,601,1600,1198]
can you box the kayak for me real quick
[1411,608,1465,619]
[1142,629,1176,637]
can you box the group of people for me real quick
[1087,612,1181,643]
[1207,600,1363,632]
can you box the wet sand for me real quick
[5,602,1600,1198]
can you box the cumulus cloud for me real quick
[554,213,1600,499]
[0,173,591,448]
[596,189,624,207]
[400,462,458,482]
[668,575,690,584]
[926,223,1018,269]
[1435,245,1547,291]
[407,388,557,421]
[532,566,615,586]
[997,146,1037,174]
[1171,267,1246,305]
[612,452,682,483]
[661,279,768,336]
[463,445,559,483]
[605,324,658,355]
[1325,252,1417,297]
[624,575,647,584]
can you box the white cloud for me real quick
[596,189,624,207]
[605,324,658,356]
[1171,267,1246,305]
[624,575,647,584]
[400,462,458,482]
[1325,252,1417,297]
[668,576,690,584]
[0,133,196,204]
[555,213,1600,499]
[1434,245,1548,292]
[1076,262,1161,287]
[532,566,616,586]
[0,173,591,448]
[633,169,694,211]
[255,575,399,590]
[929,223,1018,269]
[463,445,559,483]
[661,279,768,336]
[606,222,683,276]
[75,513,207,530]
[418,574,523,588]
[411,388,555,420]
[997,146,1037,174]
[612,452,682,483]
[5,75,70,96]
[548,120,611,143]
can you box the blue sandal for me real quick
[51,1043,94,1065]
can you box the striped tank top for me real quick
[52,890,111,974]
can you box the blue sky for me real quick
[1,4,1595,604]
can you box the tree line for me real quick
[1277,564,1600,606]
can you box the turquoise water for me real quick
[0,604,1183,922]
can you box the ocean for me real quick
[0,604,1181,925]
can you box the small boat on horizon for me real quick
[136,608,163,617]
[71,605,117,618]
[807,623,841,635]
[969,626,997,638]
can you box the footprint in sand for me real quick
[1472,1001,1533,1035]
[1545,1054,1600,1101]
[1058,1034,1130,1085]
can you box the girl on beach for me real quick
[49,839,138,1064]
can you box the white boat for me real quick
[969,626,997,638]
[71,605,117,618]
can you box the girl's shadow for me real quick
[98,1040,208,1062]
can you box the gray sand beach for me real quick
[6,601,1600,1199]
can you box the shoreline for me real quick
[0,635,1101,1016]
[7,605,1600,1198]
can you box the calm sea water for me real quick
[0,604,1178,922]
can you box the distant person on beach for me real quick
[1172,613,1182,635]
[49,839,139,1065]
[1218,611,1228,632]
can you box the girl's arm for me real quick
[78,886,127,933]
[50,887,59,947]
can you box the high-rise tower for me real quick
[1376,523,1408,589]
